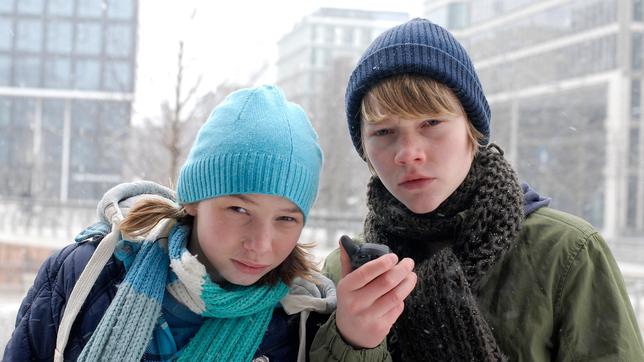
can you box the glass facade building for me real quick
[0,0,138,203]
[425,0,644,257]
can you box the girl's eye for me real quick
[423,119,441,127]
[277,216,300,223]
[229,206,248,214]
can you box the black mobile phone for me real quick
[340,235,391,271]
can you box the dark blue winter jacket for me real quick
[2,223,309,361]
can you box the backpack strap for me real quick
[54,202,123,362]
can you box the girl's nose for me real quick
[243,220,273,254]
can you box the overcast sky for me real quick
[132,0,423,122]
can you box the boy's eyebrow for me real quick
[231,194,301,213]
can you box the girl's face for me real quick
[185,194,304,286]
[363,107,475,214]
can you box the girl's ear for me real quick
[184,203,198,216]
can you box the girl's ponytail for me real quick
[119,197,187,237]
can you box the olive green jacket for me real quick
[311,207,644,361]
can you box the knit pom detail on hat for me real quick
[345,18,491,157]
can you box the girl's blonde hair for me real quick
[119,197,317,286]
[360,74,484,153]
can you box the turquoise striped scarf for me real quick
[78,222,288,362]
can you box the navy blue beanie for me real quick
[345,18,491,157]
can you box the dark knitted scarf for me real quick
[365,144,523,361]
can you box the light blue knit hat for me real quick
[176,85,323,220]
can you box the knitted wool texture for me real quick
[345,18,491,157]
[176,85,323,220]
[364,145,523,361]
[78,223,288,362]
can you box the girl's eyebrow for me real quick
[281,207,301,214]
[230,194,256,205]
[231,195,300,213]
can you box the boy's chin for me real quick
[401,197,443,215]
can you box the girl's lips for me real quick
[232,259,269,274]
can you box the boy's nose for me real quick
[394,134,426,165]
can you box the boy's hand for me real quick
[334,239,417,349]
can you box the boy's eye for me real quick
[423,119,441,127]
[372,128,391,136]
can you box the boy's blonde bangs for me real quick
[360,74,464,124]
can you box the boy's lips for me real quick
[399,176,435,189]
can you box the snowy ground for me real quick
[0,293,24,356]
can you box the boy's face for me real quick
[184,194,304,286]
[362,104,475,214]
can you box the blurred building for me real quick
[277,8,409,113]
[276,8,408,230]
[0,0,138,204]
[0,0,138,286]
[425,0,644,262]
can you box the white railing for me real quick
[0,198,97,248]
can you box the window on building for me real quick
[632,79,641,121]
[630,127,641,168]
[74,59,101,89]
[0,17,12,51]
[41,100,64,197]
[633,33,643,71]
[0,55,10,86]
[470,0,504,25]
[14,55,41,87]
[427,7,448,28]
[48,0,73,16]
[311,48,326,67]
[17,0,44,15]
[78,0,104,18]
[0,1,13,13]
[13,98,36,127]
[105,24,131,57]
[103,60,131,91]
[360,28,371,45]
[334,27,343,45]
[0,98,9,191]
[627,174,639,227]
[76,22,102,55]
[342,27,353,45]
[489,102,513,152]
[447,2,469,29]
[0,98,10,127]
[480,35,618,93]
[469,0,618,61]
[16,19,42,52]
[324,26,334,43]
[46,21,73,54]
[107,0,134,20]
[44,57,71,88]
[105,101,130,125]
